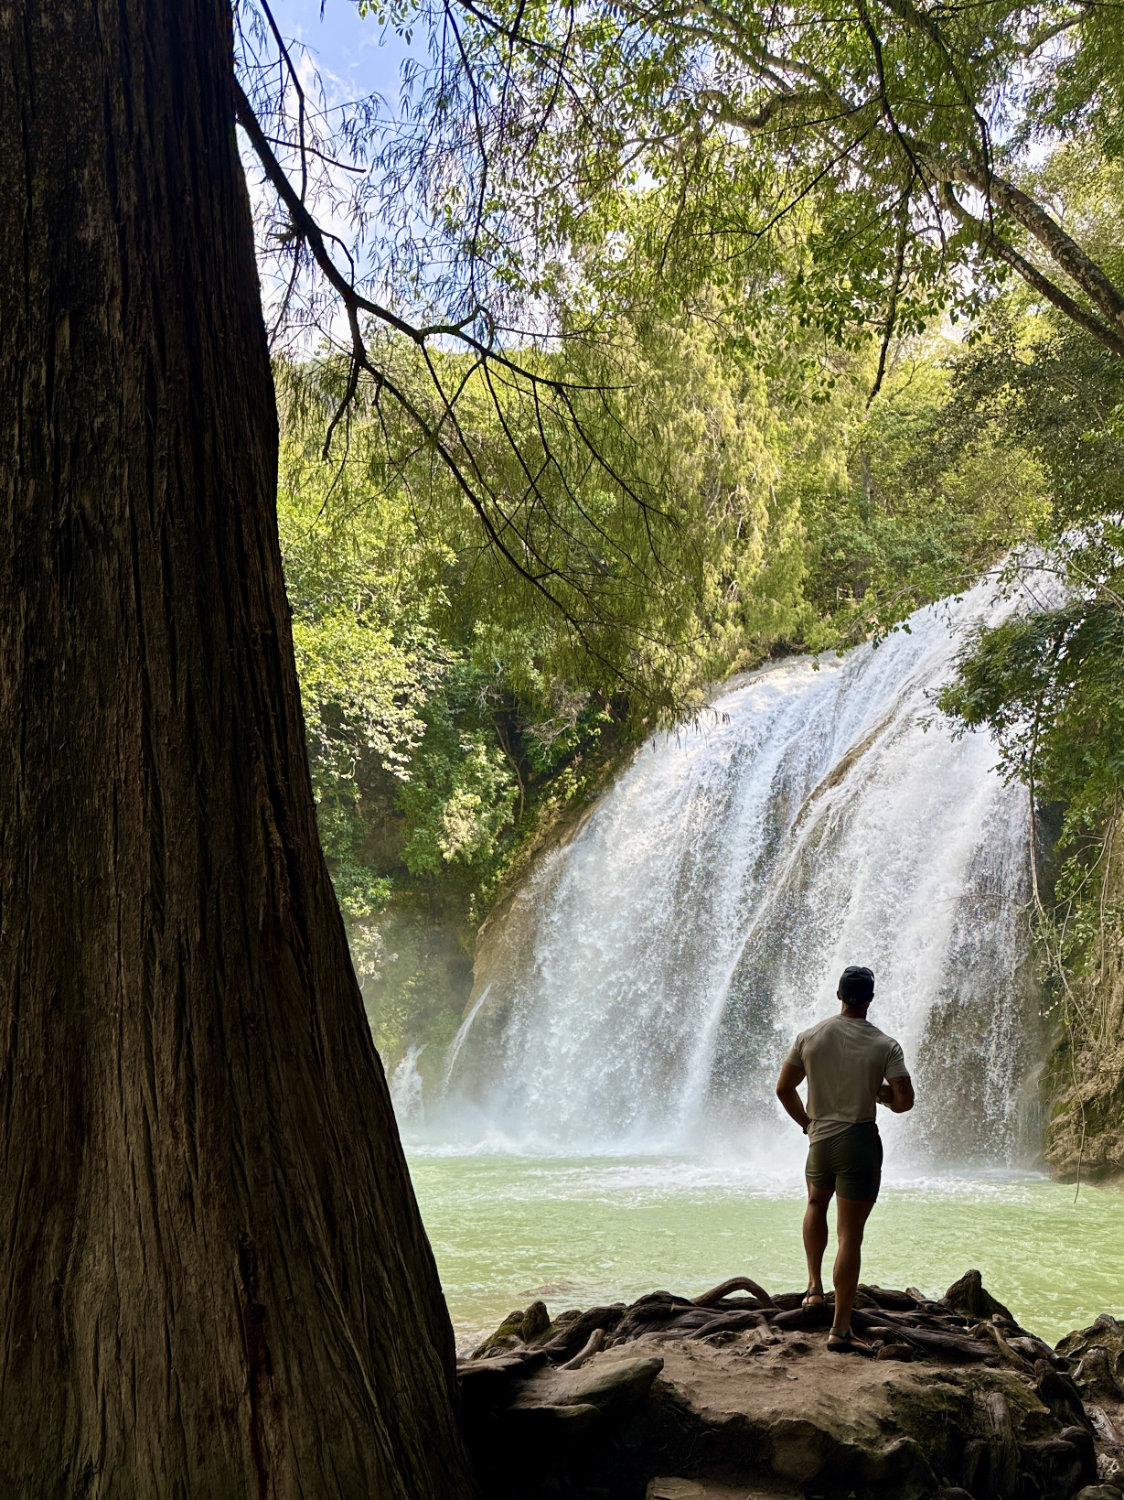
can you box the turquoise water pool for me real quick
[406,1151,1124,1352]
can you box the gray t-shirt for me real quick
[786,1014,909,1143]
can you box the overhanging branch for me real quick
[939,184,1124,359]
[233,78,682,684]
[933,157,1124,339]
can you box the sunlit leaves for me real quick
[940,599,1124,837]
[338,0,1124,371]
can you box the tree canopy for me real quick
[233,0,1124,1080]
[239,0,1124,381]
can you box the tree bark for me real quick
[0,4,477,1496]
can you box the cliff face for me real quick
[1045,831,1124,1182]
[361,763,618,1081]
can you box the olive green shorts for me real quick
[805,1121,883,1201]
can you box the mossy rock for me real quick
[472,1309,529,1359]
[521,1301,551,1342]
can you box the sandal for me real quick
[827,1328,877,1357]
[802,1287,826,1308]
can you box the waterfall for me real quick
[389,1044,427,1125]
[437,574,1047,1163]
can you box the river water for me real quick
[387,571,1124,1353]
[407,1150,1124,1354]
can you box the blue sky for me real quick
[239,2,429,336]
[267,0,418,106]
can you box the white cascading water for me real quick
[425,573,1048,1163]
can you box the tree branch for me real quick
[235,79,611,394]
[937,159,1124,339]
[939,184,1124,359]
[869,190,910,403]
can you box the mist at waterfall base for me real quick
[382,574,1124,1349]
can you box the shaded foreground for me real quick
[0,5,475,1494]
[460,1271,1124,1500]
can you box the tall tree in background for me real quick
[0,4,476,1495]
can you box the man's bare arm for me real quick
[876,1075,914,1113]
[775,1061,810,1131]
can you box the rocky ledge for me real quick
[457,1271,1124,1500]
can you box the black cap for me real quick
[839,965,875,1005]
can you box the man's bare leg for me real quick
[803,1183,833,1300]
[831,1195,876,1334]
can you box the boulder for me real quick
[460,1275,1113,1499]
[623,1334,1091,1500]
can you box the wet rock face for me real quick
[458,1274,1116,1500]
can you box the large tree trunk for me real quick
[0,5,477,1496]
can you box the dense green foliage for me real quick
[278,316,1051,1058]
[242,0,1124,672]
[927,137,1124,1013]
[249,0,1124,1073]
[334,0,1124,372]
[278,315,814,938]
[801,351,1049,647]
[937,306,1124,994]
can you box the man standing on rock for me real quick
[775,965,914,1355]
